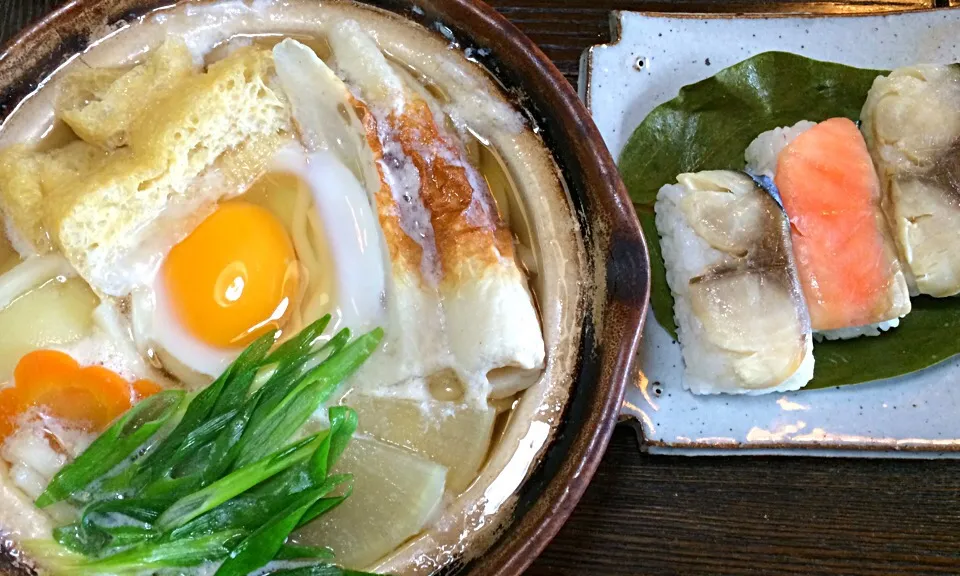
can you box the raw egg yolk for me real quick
[162,202,299,348]
[0,350,160,440]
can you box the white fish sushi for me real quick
[655,170,814,395]
[861,64,960,298]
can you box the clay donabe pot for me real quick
[0,1,649,574]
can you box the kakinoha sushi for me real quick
[861,65,960,298]
[647,58,960,396]
[655,170,814,395]
[746,117,912,340]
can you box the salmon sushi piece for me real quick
[771,117,911,337]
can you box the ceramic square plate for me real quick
[581,8,960,457]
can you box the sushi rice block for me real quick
[745,120,817,179]
[655,170,814,395]
[746,118,911,340]
[861,65,960,298]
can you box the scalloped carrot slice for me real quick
[131,379,163,402]
[9,350,133,433]
[13,349,78,387]
[0,351,165,442]
[0,386,24,440]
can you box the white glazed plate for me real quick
[581,8,960,457]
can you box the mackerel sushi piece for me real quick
[861,65,960,297]
[655,170,814,395]
[748,118,912,339]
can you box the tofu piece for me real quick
[0,145,48,254]
[0,141,113,257]
[57,38,196,150]
[42,47,291,294]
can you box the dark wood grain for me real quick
[1,1,959,575]
[530,428,960,575]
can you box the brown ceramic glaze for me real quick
[0,1,649,575]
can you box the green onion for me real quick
[131,329,274,484]
[89,526,159,552]
[86,397,190,500]
[140,407,240,491]
[19,538,87,572]
[163,403,356,537]
[234,329,382,468]
[166,492,269,541]
[84,498,164,525]
[232,328,283,375]
[129,389,227,487]
[214,486,329,576]
[264,315,331,365]
[196,392,263,481]
[156,433,322,531]
[311,406,358,480]
[36,390,185,508]
[298,479,353,528]
[168,473,351,540]
[74,529,244,574]
[141,474,204,503]
[263,565,381,576]
[141,390,262,502]
[246,328,352,442]
[175,408,240,458]
[128,331,278,495]
[29,319,382,576]
[211,331,278,414]
[275,544,335,560]
[167,407,357,540]
[53,523,108,555]
[56,498,169,555]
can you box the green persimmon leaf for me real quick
[620,51,960,388]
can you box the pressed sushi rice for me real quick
[861,65,960,298]
[744,120,816,179]
[745,119,911,340]
[655,171,814,395]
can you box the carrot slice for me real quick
[0,386,24,440]
[132,379,163,401]
[14,350,79,386]
[9,350,134,433]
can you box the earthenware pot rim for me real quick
[0,1,650,575]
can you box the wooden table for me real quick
[3,1,960,574]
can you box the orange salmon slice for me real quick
[774,117,903,331]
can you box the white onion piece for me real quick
[0,255,75,311]
[273,38,380,191]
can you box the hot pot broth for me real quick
[0,1,584,574]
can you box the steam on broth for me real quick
[0,1,584,575]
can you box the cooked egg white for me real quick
[130,144,386,380]
[271,147,386,335]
